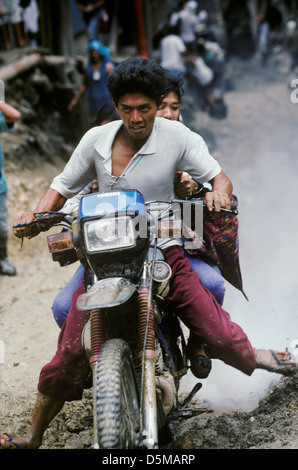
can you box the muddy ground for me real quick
[0,48,297,450]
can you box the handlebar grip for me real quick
[13,212,73,231]
[12,220,48,231]
[13,220,38,229]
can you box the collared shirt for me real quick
[51,117,221,249]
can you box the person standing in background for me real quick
[257,14,271,67]
[68,40,114,125]
[0,0,24,50]
[0,101,21,276]
[159,23,188,78]
[170,0,199,53]
[19,0,39,48]
[75,0,107,43]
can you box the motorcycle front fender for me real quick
[77,277,136,310]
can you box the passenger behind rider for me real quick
[3,57,295,450]
[157,72,225,309]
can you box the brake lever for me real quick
[171,198,238,215]
[13,219,40,229]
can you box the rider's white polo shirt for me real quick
[51,117,221,249]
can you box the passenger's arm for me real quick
[174,169,233,212]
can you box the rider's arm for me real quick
[206,170,233,212]
[13,188,66,239]
[34,188,67,213]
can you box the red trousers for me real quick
[38,245,256,401]
[164,246,256,375]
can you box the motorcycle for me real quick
[15,190,237,449]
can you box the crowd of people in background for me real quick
[160,0,227,118]
[160,0,298,115]
[0,0,39,50]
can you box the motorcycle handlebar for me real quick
[12,197,238,233]
[13,211,73,232]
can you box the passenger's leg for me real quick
[51,264,84,328]
[185,251,225,306]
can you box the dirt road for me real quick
[0,53,297,449]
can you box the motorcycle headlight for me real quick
[84,216,136,252]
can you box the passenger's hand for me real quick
[92,179,99,192]
[13,212,40,239]
[205,190,231,212]
[174,171,196,198]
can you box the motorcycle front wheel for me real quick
[94,339,141,449]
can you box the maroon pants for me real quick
[38,245,256,401]
[164,246,256,375]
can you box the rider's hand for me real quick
[205,190,231,212]
[174,171,196,198]
[13,212,40,239]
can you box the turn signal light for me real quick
[47,231,74,253]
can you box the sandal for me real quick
[0,433,20,449]
[269,350,297,376]
[186,343,212,379]
[190,354,212,379]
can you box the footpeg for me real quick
[166,383,210,420]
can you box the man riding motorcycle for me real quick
[1,57,294,449]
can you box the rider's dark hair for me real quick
[108,57,166,107]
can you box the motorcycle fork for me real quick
[138,262,158,449]
[89,308,106,449]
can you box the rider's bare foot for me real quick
[254,349,296,376]
[0,433,41,449]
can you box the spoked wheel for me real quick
[94,339,141,449]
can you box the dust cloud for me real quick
[181,55,298,411]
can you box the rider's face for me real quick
[157,91,180,121]
[116,93,160,143]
